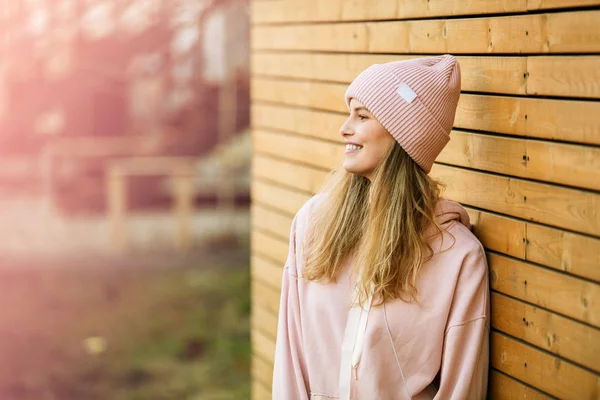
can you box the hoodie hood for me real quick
[423,199,471,240]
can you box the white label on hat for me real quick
[397,83,417,104]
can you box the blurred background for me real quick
[0,0,251,399]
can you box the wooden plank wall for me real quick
[250,1,600,398]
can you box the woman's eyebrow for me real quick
[352,106,369,113]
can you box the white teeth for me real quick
[346,144,363,151]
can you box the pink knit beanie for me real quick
[344,54,461,174]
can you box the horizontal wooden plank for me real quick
[528,0,600,9]
[526,224,600,283]
[252,155,327,194]
[252,77,345,112]
[438,130,600,191]
[252,177,309,215]
[252,379,271,400]
[527,56,600,99]
[252,204,293,239]
[465,208,527,261]
[253,0,600,24]
[252,276,283,318]
[253,109,600,191]
[489,253,599,327]
[251,255,284,291]
[252,0,527,24]
[252,132,600,236]
[252,53,528,95]
[252,103,343,142]
[253,129,341,171]
[252,327,276,364]
[254,53,600,99]
[251,79,600,145]
[252,10,600,54]
[456,94,600,145]
[431,163,600,237]
[489,370,553,400]
[252,230,290,266]
[492,292,600,372]
[253,352,274,389]
[252,299,279,339]
[491,331,600,399]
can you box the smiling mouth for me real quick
[345,144,363,154]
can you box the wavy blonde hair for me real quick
[303,141,455,307]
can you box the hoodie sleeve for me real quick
[272,212,310,400]
[434,243,490,400]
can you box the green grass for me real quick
[0,248,250,400]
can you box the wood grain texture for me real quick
[491,332,600,399]
[252,0,529,24]
[438,130,600,191]
[431,163,600,237]
[253,53,600,99]
[252,53,528,95]
[489,253,599,327]
[252,0,600,24]
[489,369,554,399]
[527,56,600,98]
[525,224,600,283]
[527,0,600,9]
[491,293,600,372]
[253,11,600,54]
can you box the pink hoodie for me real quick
[272,194,490,400]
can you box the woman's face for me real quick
[340,98,396,181]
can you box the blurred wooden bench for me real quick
[106,156,198,252]
[40,134,177,212]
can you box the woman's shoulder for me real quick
[294,192,327,223]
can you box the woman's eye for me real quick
[358,114,368,120]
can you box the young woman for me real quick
[272,55,490,400]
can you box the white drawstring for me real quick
[383,302,412,400]
[339,277,372,400]
[340,278,412,400]
[352,291,373,376]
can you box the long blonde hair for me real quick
[303,141,455,306]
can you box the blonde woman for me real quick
[272,55,490,400]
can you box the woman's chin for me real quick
[343,162,364,176]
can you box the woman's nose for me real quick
[339,119,353,138]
